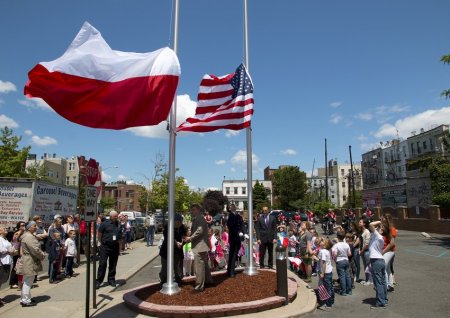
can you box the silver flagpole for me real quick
[161,0,181,295]
[243,0,257,276]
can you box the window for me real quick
[331,195,335,199]
[417,141,421,154]
[234,187,238,195]
[403,146,407,157]
[343,195,347,201]
[225,187,230,195]
[66,176,70,185]
[242,187,246,195]
[47,170,54,177]
[341,169,345,176]
[423,141,427,150]
[72,176,77,185]
[342,181,346,188]
[330,179,334,186]
[69,162,75,171]
[411,143,415,155]
[56,171,59,178]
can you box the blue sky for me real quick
[1,0,449,190]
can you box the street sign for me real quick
[85,186,97,221]
[86,159,99,186]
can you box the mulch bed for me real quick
[136,270,277,306]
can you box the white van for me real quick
[119,211,142,220]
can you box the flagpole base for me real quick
[160,282,181,295]
[244,265,258,276]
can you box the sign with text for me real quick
[86,158,99,186]
[0,181,33,228]
[85,186,97,221]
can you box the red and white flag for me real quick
[24,22,180,130]
[177,64,254,132]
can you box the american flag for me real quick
[177,64,254,132]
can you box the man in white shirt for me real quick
[368,220,388,309]
[145,213,156,246]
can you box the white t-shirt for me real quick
[64,238,77,257]
[332,241,351,262]
[361,228,371,249]
[0,236,13,265]
[369,230,384,259]
[318,249,333,274]
[289,235,297,253]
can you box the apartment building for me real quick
[222,179,273,211]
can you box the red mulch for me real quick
[136,270,277,306]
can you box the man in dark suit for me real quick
[226,203,245,278]
[255,206,277,269]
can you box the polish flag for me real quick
[24,22,180,130]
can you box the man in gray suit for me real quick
[185,204,213,291]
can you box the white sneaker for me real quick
[317,305,330,311]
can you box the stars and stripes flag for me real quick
[177,64,254,132]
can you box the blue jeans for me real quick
[363,250,372,282]
[323,273,334,306]
[146,226,155,246]
[336,260,352,294]
[353,249,361,280]
[371,258,388,307]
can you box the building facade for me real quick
[307,175,338,206]
[361,124,449,210]
[222,179,273,211]
[102,183,144,212]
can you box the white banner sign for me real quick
[0,181,33,229]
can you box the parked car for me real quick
[134,217,146,240]
[154,212,164,233]
[128,219,144,241]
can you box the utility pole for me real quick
[349,145,356,208]
[325,138,329,202]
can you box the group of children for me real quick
[47,229,77,283]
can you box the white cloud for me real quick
[0,114,19,128]
[230,167,236,173]
[230,150,260,167]
[24,130,33,136]
[356,134,368,142]
[373,106,450,139]
[330,101,342,108]
[330,114,343,124]
[0,99,4,105]
[280,149,297,156]
[360,142,383,151]
[375,104,410,115]
[31,135,58,146]
[128,94,197,139]
[215,159,226,165]
[0,80,17,93]
[18,97,52,111]
[225,130,241,138]
[355,112,373,121]
[102,171,112,182]
[117,174,129,181]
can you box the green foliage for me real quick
[0,127,30,178]
[429,157,450,207]
[313,200,335,216]
[441,54,450,98]
[99,197,116,210]
[253,181,271,211]
[203,190,228,216]
[150,172,196,213]
[25,161,49,180]
[342,190,363,209]
[272,166,308,210]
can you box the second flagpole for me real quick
[243,0,258,277]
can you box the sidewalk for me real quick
[0,239,159,318]
[0,240,317,318]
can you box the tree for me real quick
[150,172,193,213]
[0,127,30,178]
[441,54,450,98]
[272,166,308,210]
[25,161,49,180]
[203,190,228,216]
[99,197,116,211]
[253,181,271,211]
[429,156,450,207]
[342,190,363,209]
